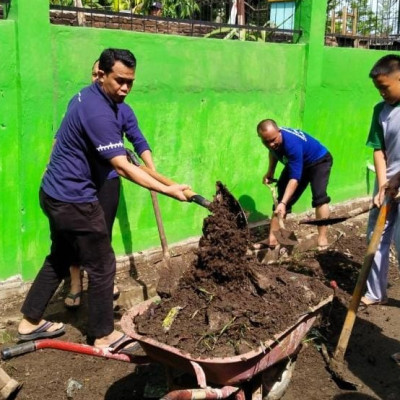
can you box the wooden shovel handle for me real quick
[333,201,390,362]
[139,165,210,208]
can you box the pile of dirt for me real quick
[135,182,333,357]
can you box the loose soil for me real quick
[135,182,332,358]
[1,187,400,400]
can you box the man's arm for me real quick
[263,152,279,184]
[373,149,387,207]
[386,170,400,198]
[139,149,156,171]
[110,155,188,201]
[275,178,298,216]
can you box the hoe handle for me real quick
[333,201,390,361]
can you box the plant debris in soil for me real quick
[135,182,333,357]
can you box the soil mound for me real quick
[135,182,332,357]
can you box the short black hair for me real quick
[257,119,278,132]
[369,54,400,78]
[98,48,136,74]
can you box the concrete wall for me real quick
[0,0,396,284]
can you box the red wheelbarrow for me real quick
[119,294,334,400]
[1,294,333,400]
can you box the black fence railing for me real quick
[325,0,400,49]
[0,0,11,19]
[49,0,301,44]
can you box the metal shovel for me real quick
[126,149,248,230]
[299,202,374,226]
[265,181,298,246]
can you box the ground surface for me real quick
[1,195,400,400]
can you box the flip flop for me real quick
[113,287,120,301]
[251,239,277,250]
[64,291,82,309]
[96,333,137,353]
[391,352,400,364]
[17,321,65,341]
[359,296,388,311]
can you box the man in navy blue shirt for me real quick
[17,48,189,349]
[255,119,333,250]
[64,59,156,309]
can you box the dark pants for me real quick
[97,177,121,239]
[277,152,333,213]
[21,189,116,338]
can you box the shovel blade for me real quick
[272,228,298,246]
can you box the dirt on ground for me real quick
[1,185,400,400]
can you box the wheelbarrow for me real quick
[1,293,333,400]
[119,294,334,399]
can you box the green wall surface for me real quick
[0,22,20,280]
[50,27,306,255]
[0,0,398,282]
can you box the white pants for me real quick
[365,194,400,302]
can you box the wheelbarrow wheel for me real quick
[261,357,297,400]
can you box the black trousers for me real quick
[97,177,120,239]
[21,189,116,338]
[277,152,333,212]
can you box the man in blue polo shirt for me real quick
[17,48,189,349]
[255,118,333,250]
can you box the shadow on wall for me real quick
[115,185,148,299]
[239,194,268,223]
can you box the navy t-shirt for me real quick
[105,102,151,180]
[272,127,328,181]
[42,82,128,203]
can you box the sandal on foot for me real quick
[18,321,65,341]
[64,291,82,309]
[251,239,277,250]
[96,333,137,352]
[391,352,400,364]
[113,286,120,301]
[359,296,388,310]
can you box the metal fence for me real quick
[325,0,400,49]
[49,0,301,43]
[0,0,11,19]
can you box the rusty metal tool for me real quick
[265,181,297,246]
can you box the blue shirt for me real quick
[105,102,151,180]
[272,127,328,181]
[42,83,129,203]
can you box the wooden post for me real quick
[352,8,358,35]
[341,6,347,35]
[237,0,245,40]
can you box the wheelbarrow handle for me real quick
[1,341,37,360]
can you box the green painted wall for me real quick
[0,0,396,282]
[0,21,20,280]
[50,28,306,257]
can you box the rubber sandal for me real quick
[391,352,400,364]
[359,296,388,311]
[64,291,82,309]
[18,321,65,341]
[113,287,120,301]
[96,333,137,352]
